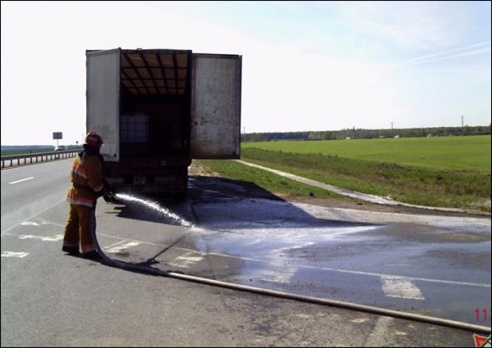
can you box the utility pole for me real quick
[462,115,465,136]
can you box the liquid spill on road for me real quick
[115,193,194,227]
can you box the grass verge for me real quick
[197,148,491,213]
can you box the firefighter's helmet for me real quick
[85,131,104,148]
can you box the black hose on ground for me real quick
[90,199,491,335]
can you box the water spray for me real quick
[114,193,194,227]
[90,192,490,336]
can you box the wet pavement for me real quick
[186,197,490,326]
[94,175,491,332]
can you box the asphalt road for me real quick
[1,159,490,347]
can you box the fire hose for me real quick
[90,189,491,336]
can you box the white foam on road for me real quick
[381,275,425,300]
[168,251,204,268]
[104,241,141,253]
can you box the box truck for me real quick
[86,48,241,200]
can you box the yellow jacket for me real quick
[67,152,104,207]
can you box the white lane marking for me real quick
[20,219,63,227]
[168,251,204,268]
[381,276,425,300]
[104,241,140,253]
[21,222,43,226]
[9,177,34,185]
[1,198,66,235]
[97,233,161,247]
[179,245,490,288]
[199,249,490,288]
[17,234,64,242]
[21,219,65,228]
[2,251,29,258]
[258,268,296,284]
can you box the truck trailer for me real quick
[86,48,242,200]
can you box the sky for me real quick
[1,1,491,146]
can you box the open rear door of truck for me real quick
[191,54,242,159]
[86,48,121,162]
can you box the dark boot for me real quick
[62,245,80,255]
[82,250,103,260]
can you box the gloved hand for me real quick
[102,179,116,202]
[95,186,105,198]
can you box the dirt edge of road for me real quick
[189,161,491,219]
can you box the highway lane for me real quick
[1,159,72,234]
[1,161,490,346]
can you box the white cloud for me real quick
[337,1,472,51]
[391,41,491,67]
[241,44,403,132]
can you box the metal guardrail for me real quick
[1,150,80,169]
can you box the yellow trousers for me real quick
[63,203,96,254]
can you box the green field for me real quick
[1,146,81,156]
[1,147,53,156]
[199,135,490,213]
[242,135,491,172]
[4,137,490,212]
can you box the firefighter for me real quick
[62,131,107,260]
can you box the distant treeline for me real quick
[1,145,80,156]
[241,125,491,142]
[1,145,54,150]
